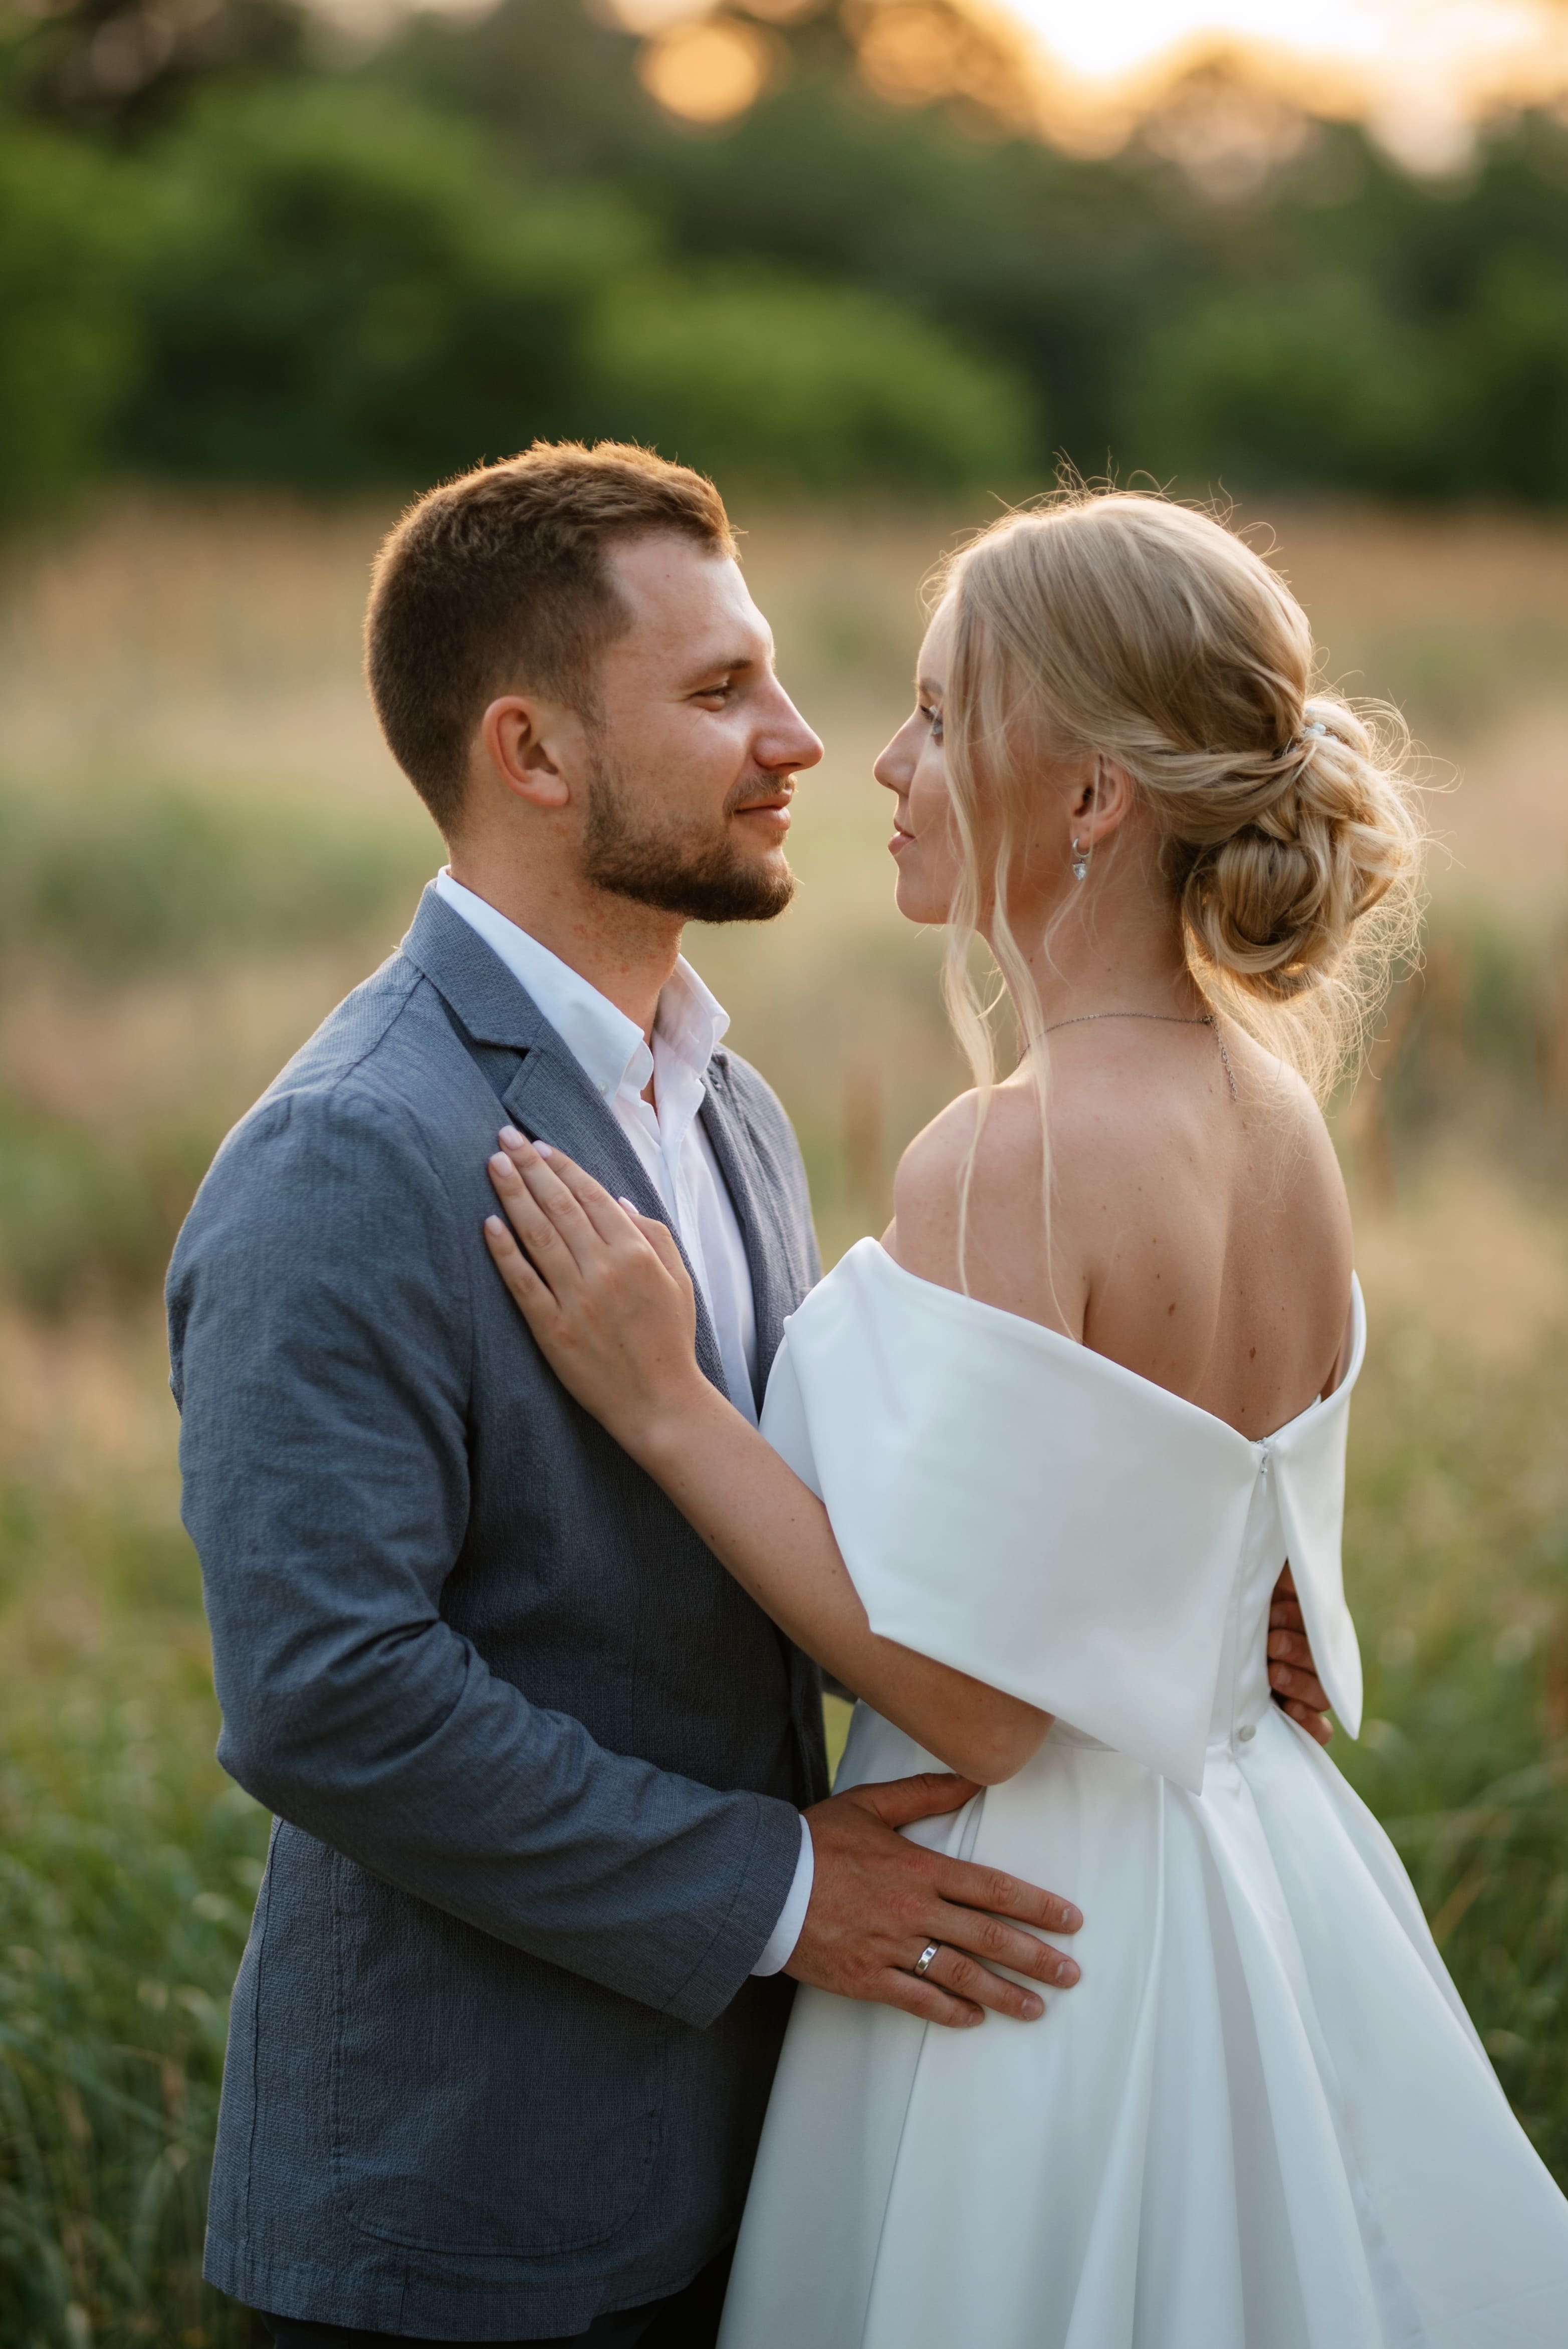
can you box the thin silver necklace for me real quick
[1042,1009,1238,1102]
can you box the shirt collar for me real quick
[434,870,728,1105]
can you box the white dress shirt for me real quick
[436,871,813,1976]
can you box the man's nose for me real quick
[758,686,824,774]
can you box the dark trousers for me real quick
[257,2241,735,2349]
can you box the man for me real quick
[168,443,1107,2346]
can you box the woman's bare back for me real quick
[886,1015,1353,1441]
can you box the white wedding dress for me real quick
[717,1240,1568,2349]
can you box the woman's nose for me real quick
[873,728,914,792]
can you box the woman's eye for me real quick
[920,703,944,743]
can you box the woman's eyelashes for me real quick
[920,701,945,744]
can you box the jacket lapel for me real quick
[401,886,729,1397]
[700,1051,791,1408]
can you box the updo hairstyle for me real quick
[935,488,1423,1107]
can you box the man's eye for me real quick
[695,682,734,704]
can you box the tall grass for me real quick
[0,1484,270,2347]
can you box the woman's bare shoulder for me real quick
[885,1085,1062,1322]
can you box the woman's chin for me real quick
[892,871,951,927]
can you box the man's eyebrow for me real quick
[682,638,776,686]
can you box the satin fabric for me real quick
[718,1243,1568,2348]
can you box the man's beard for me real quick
[581,752,797,925]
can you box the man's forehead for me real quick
[606,535,770,659]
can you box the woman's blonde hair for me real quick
[935,487,1423,1270]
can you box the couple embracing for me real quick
[169,444,1568,2348]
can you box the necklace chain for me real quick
[1041,1009,1239,1102]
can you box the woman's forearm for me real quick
[636,1378,1051,1786]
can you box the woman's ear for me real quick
[1073,754,1138,843]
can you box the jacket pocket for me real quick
[329,1856,664,2258]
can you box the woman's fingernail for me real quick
[498,1126,526,1148]
[533,1141,554,1158]
[484,1215,506,1237]
[489,1152,512,1176]
[618,1196,638,1213]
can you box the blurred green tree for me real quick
[111,80,1034,492]
[588,264,1033,491]
[1124,278,1451,498]
[2,0,309,132]
[115,85,644,486]
[0,125,141,523]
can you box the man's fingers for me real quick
[921,1941,1050,2017]
[872,1971,985,2030]
[1269,1659,1330,1713]
[935,1855,1082,1939]
[853,1772,983,1830]
[1281,1698,1334,1747]
[930,1900,1081,1989]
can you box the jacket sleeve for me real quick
[166,1080,802,2030]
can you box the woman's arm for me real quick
[482,1134,1053,1787]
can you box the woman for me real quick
[481,491,1568,2345]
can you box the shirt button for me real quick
[1237,1724,1256,1743]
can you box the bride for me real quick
[480,490,1568,2345]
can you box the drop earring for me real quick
[1071,835,1091,883]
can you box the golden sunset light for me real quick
[618,0,1568,155]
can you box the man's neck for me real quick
[444,853,684,1041]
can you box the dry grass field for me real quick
[1,490,1565,2344]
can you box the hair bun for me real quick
[1182,699,1418,1006]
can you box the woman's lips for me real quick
[889,825,915,856]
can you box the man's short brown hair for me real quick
[365,442,736,835]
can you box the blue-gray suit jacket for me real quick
[167,886,828,2339]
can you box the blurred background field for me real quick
[3,0,1568,2340]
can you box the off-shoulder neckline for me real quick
[847,1238,1365,1454]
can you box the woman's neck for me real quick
[995,863,1200,1034]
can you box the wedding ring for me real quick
[913,1942,941,1979]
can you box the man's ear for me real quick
[480,695,576,810]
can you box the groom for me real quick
[167,443,1104,2346]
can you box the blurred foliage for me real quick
[0,126,142,524]
[0,1481,271,2346]
[0,779,424,973]
[585,262,1032,494]
[1336,1320,1568,2175]
[9,1,1568,503]
[0,776,429,1313]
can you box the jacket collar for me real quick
[401,883,552,1051]
[401,884,732,1394]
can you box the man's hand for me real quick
[786,1773,1082,2028]
[1269,1565,1333,1745]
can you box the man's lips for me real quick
[733,797,792,831]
